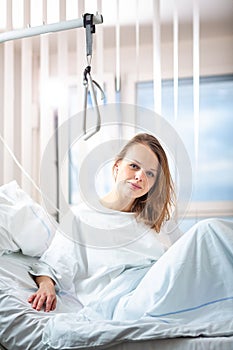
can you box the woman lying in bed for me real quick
[27,133,233,322]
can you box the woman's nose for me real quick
[135,169,144,181]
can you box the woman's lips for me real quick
[128,182,142,190]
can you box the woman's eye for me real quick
[129,163,139,169]
[147,171,155,178]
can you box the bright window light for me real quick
[47,0,59,24]
[66,0,78,20]
[85,0,97,13]
[30,0,43,26]
[12,0,24,29]
[40,78,67,109]
[0,0,6,29]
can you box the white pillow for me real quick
[0,181,57,257]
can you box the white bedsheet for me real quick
[41,219,233,349]
[0,219,233,350]
[0,252,82,350]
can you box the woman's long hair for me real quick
[114,133,175,232]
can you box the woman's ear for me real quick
[113,162,119,180]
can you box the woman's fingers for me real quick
[28,292,56,312]
[32,293,47,311]
[27,294,36,303]
[28,277,57,312]
[44,294,56,312]
[51,298,57,311]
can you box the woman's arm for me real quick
[28,275,57,312]
[28,220,81,311]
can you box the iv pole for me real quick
[0,13,103,43]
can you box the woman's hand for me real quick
[28,276,57,312]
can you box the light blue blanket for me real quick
[42,219,233,349]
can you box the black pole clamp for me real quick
[83,13,95,34]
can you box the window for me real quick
[136,75,233,203]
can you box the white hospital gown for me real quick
[29,201,182,307]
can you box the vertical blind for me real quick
[0,0,201,209]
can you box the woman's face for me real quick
[114,143,159,200]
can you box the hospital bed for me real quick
[1,181,233,350]
[1,252,233,350]
[0,253,233,350]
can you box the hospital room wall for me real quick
[0,25,232,219]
